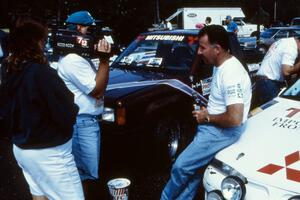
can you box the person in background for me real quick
[56,10,111,197]
[1,16,83,200]
[225,15,238,35]
[254,36,300,106]
[166,20,172,30]
[0,29,8,64]
[205,16,212,26]
[161,25,252,200]
[195,23,205,29]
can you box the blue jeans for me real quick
[255,79,282,106]
[161,123,246,200]
[73,114,100,181]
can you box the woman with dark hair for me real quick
[1,17,84,200]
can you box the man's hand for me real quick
[96,39,111,59]
[192,106,209,124]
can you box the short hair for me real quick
[205,17,212,23]
[198,25,229,51]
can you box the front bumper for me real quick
[203,164,300,200]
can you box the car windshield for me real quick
[281,79,300,100]
[260,29,278,38]
[292,19,300,25]
[112,34,198,71]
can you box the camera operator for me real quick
[56,10,111,194]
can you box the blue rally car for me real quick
[100,29,249,170]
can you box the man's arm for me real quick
[282,60,300,76]
[192,103,244,128]
[89,39,111,99]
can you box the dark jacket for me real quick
[1,62,78,149]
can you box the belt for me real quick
[77,114,102,122]
[255,75,285,86]
[255,75,269,81]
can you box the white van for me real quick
[166,7,264,37]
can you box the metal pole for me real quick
[257,0,261,40]
[155,0,160,24]
[57,0,61,25]
[274,0,277,21]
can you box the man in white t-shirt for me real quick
[255,37,300,106]
[57,11,111,191]
[161,25,252,200]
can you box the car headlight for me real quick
[207,190,225,200]
[210,159,247,184]
[102,107,115,122]
[289,196,300,200]
[221,176,246,200]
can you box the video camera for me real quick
[50,24,117,59]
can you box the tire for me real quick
[152,116,194,169]
[250,31,259,37]
[257,45,267,54]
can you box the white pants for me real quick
[13,140,84,200]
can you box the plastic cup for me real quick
[107,178,131,200]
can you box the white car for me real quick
[203,78,300,200]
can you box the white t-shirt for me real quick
[257,37,298,82]
[207,56,252,123]
[0,43,3,58]
[57,54,103,115]
[166,21,172,30]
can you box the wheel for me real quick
[257,45,267,54]
[250,31,259,37]
[151,117,194,169]
[156,117,181,162]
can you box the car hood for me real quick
[108,67,165,84]
[104,67,167,99]
[215,97,300,192]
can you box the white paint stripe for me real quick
[106,79,208,104]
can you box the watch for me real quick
[204,115,210,123]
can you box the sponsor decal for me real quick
[258,151,300,183]
[272,107,300,130]
[145,35,185,41]
[187,36,198,45]
[200,77,212,96]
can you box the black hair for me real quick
[206,17,212,23]
[198,25,229,51]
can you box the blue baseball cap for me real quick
[66,11,96,26]
[225,15,232,20]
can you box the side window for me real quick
[234,20,242,26]
[288,30,297,37]
[274,30,288,39]
[293,30,300,37]
[165,43,193,70]
[164,38,198,71]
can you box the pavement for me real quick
[0,138,204,200]
[0,138,169,200]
